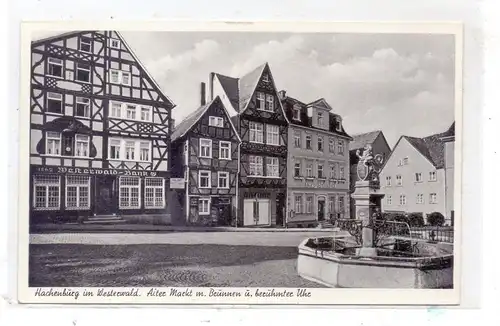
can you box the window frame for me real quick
[75,62,91,83]
[429,171,437,182]
[198,197,211,215]
[292,105,301,121]
[337,140,344,155]
[118,176,141,209]
[305,196,313,214]
[78,37,92,53]
[75,97,91,118]
[429,193,438,204]
[46,131,62,156]
[219,141,231,160]
[265,157,279,177]
[387,195,392,205]
[217,171,230,189]
[33,175,61,210]
[386,176,392,186]
[198,170,212,188]
[317,163,324,179]
[265,94,274,112]
[317,137,324,152]
[249,155,264,176]
[294,195,303,213]
[294,162,301,177]
[305,135,312,150]
[208,116,224,128]
[74,134,90,158]
[47,57,63,78]
[46,92,63,114]
[144,177,165,209]
[294,132,301,148]
[256,92,265,110]
[249,122,264,144]
[65,175,91,210]
[266,124,280,146]
[399,194,407,205]
[396,175,403,186]
[199,138,213,158]
[415,172,423,182]
[109,38,121,49]
[108,138,152,162]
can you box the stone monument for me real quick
[352,144,385,257]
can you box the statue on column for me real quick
[356,144,384,183]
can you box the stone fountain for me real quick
[297,145,454,288]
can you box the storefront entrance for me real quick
[317,198,326,221]
[243,198,270,226]
[94,176,116,215]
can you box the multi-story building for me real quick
[29,31,175,224]
[440,122,455,225]
[207,63,289,227]
[379,122,455,224]
[170,90,241,226]
[280,92,352,227]
[348,130,391,218]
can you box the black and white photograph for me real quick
[19,21,462,304]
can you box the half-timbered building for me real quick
[207,63,289,227]
[280,91,352,227]
[29,31,175,224]
[170,91,241,226]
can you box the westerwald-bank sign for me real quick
[31,165,167,177]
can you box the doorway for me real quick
[94,176,116,215]
[317,198,326,221]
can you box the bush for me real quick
[427,212,445,226]
[407,212,425,227]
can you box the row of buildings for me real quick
[28,31,455,227]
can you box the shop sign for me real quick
[31,165,164,177]
[170,178,185,189]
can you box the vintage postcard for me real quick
[17,21,463,305]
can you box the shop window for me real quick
[119,176,141,209]
[145,177,165,208]
[33,174,60,210]
[65,175,90,210]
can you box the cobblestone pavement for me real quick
[29,232,336,287]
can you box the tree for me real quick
[427,212,445,226]
[407,212,425,227]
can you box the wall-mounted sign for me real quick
[170,178,185,189]
[31,165,165,177]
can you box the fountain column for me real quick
[352,145,385,257]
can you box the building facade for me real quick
[29,31,175,224]
[280,93,352,227]
[207,63,289,227]
[348,131,391,218]
[170,94,241,226]
[440,122,455,225]
[379,123,455,224]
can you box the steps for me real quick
[84,215,126,225]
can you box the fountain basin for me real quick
[297,237,453,288]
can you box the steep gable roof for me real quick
[349,130,383,151]
[32,30,176,109]
[307,98,333,111]
[171,96,241,143]
[238,63,267,112]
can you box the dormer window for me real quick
[317,112,324,128]
[336,117,342,132]
[293,105,301,121]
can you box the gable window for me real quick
[47,57,63,77]
[266,124,279,145]
[199,138,212,158]
[295,195,303,214]
[337,140,344,155]
[265,94,274,112]
[318,137,324,152]
[75,62,91,83]
[317,164,324,179]
[119,176,141,209]
[266,157,279,177]
[145,177,165,208]
[396,175,403,186]
[108,138,151,162]
[46,92,63,114]
[417,194,424,204]
[306,162,313,178]
[249,122,264,143]
[403,157,409,165]
[79,37,92,53]
[262,74,269,82]
[46,132,62,155]
[209,116,224,127]
[329,138,335,153]
[249,155,263,176]
[219,141,231,160]
[387,195,392,205]
[109,38,121,49]
[317,112,324,128]
[126,104,136,120]
[65,175,90,210]
[305,135,312,150]
[294,132,301,148]
[429,171,437,181]
[386,176,392,186]
[199,171,211,188]
[294,162,301,177]
[140,107,152,122]
[198,197,210,215]
[415,172,422,182]
[109,69,131,86]
[218,172,229,188]
[430,193,438,204]
[74,135,90,157]
[33,175,61,210]
[305,196,313,214]
[75,97,91,118]
[293,105,301,121]
[399,194,407,205]
[256,92,265,110]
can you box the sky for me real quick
[33,31,457,148]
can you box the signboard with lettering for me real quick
[31,165,168,178]
[170,178,185,189]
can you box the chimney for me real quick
[200,82,206,105]
[278,90,287,100]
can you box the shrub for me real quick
[407,212,425,227]
[383,212,408,224]
[427,212,445,226]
